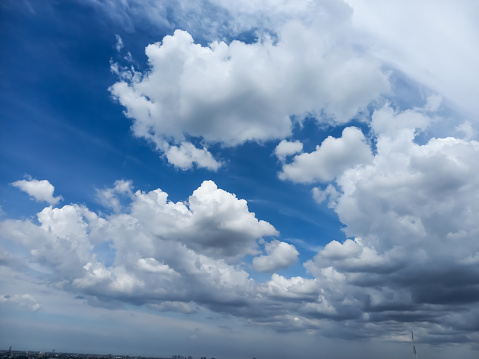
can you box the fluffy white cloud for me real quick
[279,127,373,183]
[253,240,299,272]
[165,142,221,170]
[4,114,479,347]
[258,274,318,300]
[98,0,478,123]
[1,204,104,280]
[110,24,389,169]
[3,179,278,313]
[12,178,62,205]
[274,140,303,162]
[312,184,339,206]
[370,101,432,138]
[304,104,479,342]
[127,180,278,259]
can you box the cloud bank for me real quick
[4,129,479,347]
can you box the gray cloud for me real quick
[302,104,479,343]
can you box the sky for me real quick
[1,1,479,358]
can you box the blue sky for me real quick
[1,1,479,358]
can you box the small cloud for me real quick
[0,293,41,312]
[165,142,222,171]
[274,140,303,162]
[12,177,62,205]
[253,240,299,272]
[96,179,134,212]
[115,34,124,52]
[312,184,339,208]
[124,51,134,63]
[279,127,372,183]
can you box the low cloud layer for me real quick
[2,180,280,316]
[3,126,479,347]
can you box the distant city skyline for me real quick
[0,348,215,359]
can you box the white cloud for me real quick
[1,204,104,280]
[165,142,221,170]
[1,180,277,314]
[128,180,278,259]
[279,127,373,183]
[6,0,479,348]
[110,24,389,169]
[96,179,134,212]
[3,135,479,346]
[253,240,299,272]
[303,104,479,341]
[12,178,63,205]
[258,274,318,300]
[98,0,477,122]
[370,102,431,138]
[274,140,303,162]
[115,34,124,52]
[0,293,41,312]
[312,184,339,207]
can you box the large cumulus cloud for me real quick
[110,22,389,169]
[1,180,281,315]
[299,104,479,343]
